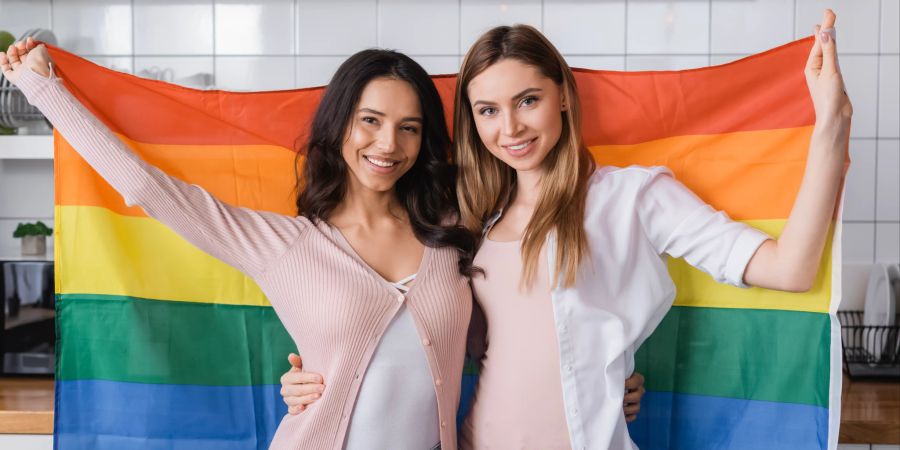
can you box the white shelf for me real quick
[0,253,54,262]
[0,135,54,159]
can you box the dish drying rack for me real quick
[839,310,900,379]
[0,28,56,133]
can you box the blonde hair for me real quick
[454,24,595,288]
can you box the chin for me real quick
[360,177,401,192]
[500,156,545,173]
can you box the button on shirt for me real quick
[507,166,769,449]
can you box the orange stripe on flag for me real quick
[55,132,299,217]
[589,126,813,220]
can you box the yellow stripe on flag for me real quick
[670,220,833,313]
[57,205,831,313]
[55,205,270,307]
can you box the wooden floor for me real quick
[1,374,898,442]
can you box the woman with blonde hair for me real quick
[453,9,848,450]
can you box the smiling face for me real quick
[341,77,423,194]
[466,58,565,175]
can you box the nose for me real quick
[375,127,398,153]
[501,110,522,137]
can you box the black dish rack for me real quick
[838,311,900,379]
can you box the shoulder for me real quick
[587,165,674,193]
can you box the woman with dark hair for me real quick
[2,40,475,449]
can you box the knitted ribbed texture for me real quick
[19,66,472,450]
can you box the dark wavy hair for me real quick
[295,49,478,276]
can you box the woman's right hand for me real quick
[280,353,326,415]
[0,37,52,85]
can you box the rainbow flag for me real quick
[579,40,846,449]
[49,37,845,449]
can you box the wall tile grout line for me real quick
[294,0,299,88]
[873,0,883,261]
[623,0,629,70]
[130,0,135,76]
[707,0,711,67]
[211,0,217,87]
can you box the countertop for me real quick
[0,378,53,434]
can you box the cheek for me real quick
[341,126,369,162]
[533,106,564,140]
[402,134,422,164]
[473,118,498,148]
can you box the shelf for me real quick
[0,135,54,159]
[4,307,55,331]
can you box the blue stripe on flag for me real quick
[55,380,286,450]
[628,391,829,450]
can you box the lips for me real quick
[501,137,537,156]
[363,154,401,173]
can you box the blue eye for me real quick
[479,107,497,116]
[519,96,538,107]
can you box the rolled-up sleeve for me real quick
[636,167,771,288]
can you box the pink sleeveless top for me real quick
[460,237,572,449]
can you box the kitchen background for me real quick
[0,0,897,283]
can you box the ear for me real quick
[560,93,568,112]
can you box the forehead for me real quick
[467,58,553,101]
[357,77,421,116]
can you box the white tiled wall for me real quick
[0,0,898,277]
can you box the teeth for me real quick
[508,139,534,151]
[365,156,397,168]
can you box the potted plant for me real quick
[13,221,53,255]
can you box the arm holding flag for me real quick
[1,39,307,280]
[742,9,851,292]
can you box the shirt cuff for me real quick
[724,226,771,288]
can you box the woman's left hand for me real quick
[624,371,646,422]
[804,9,853,130]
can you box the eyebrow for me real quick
[471,87,543,107]
[358,107,423,123]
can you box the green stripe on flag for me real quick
[634,305,831,407]
[57,294,295,385]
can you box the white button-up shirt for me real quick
[547,166,770,449]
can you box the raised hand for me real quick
[0,36,52,85]
[804,9,853,130]
[280,353,326,415]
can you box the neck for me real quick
[512,167,543,209]
[332,179,404,228]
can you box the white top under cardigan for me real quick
[344,274,441,450]
[544,166,770,450]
